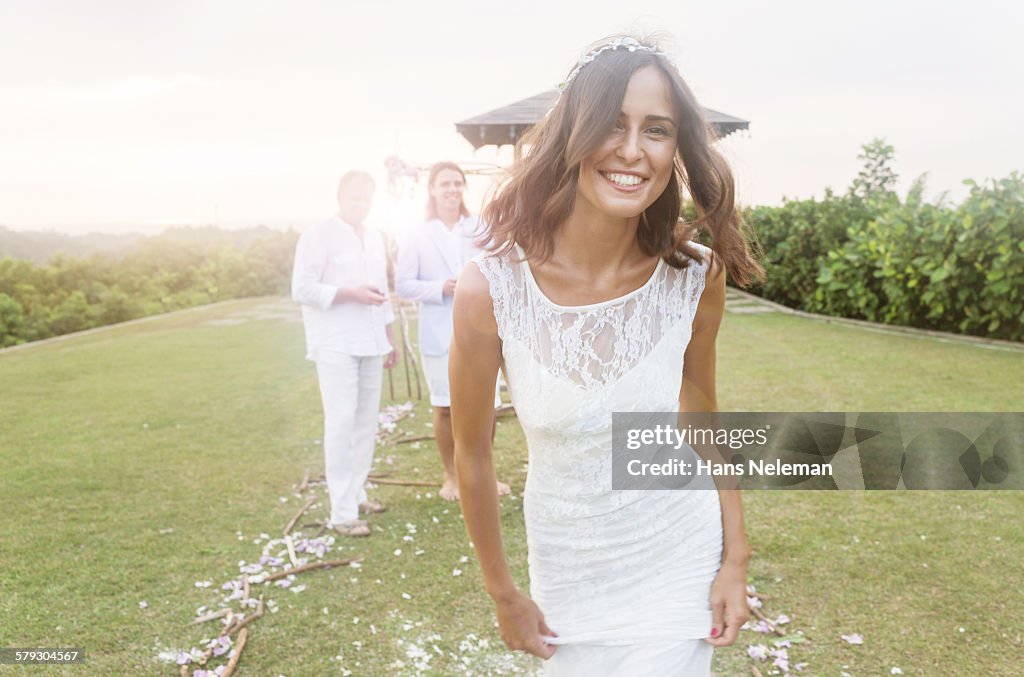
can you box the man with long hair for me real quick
[396,162,509,501]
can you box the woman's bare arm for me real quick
[450,263,515,598]
[680,256,751,645]
[450,262,556,659]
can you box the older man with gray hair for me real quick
[292,171,398,536]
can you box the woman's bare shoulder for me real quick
[454,259,500,337]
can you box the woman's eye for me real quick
[647,127,671,137]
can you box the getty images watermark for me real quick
[611,413,1022,490]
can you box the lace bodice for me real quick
[475,243,708,390]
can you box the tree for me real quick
[849,138,898,201]
[0,292,26,347]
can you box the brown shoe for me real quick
[359,500,387,515]
[332,519,371,537]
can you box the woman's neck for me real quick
[552,201,642,274]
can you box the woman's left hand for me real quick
[703,559,750,646]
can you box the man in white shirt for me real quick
[292,171,398,537]
[396,161,509,501]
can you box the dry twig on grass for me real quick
[283,497,316,537]
[223,595,264,638]
[751,666,764,677]
[394,434,434,444]
[284,534,299,567]
[260,557,361,582]
[221,627,249,677]
[190,607,233,626]
[750,605,787,637]
[366,475,434,485]
[298,467,311,492]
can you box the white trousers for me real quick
[421,351,503,409]
[316,355,383,524]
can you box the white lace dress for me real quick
[474,244,724,677]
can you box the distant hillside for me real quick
[0,226,141,263]
[154,225,286,251]
[0,224,292,263]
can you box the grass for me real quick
[0,297,1021,675]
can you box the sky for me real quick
[1,0,1022,235]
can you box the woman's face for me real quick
[576,65,679,221]
[429,168,466,215]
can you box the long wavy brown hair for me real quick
[482,35,762,287]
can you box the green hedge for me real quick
[744,142,1023,342]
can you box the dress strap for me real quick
[684,243,712,327]
[471,250,514,340]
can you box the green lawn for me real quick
[0,297,1021,676]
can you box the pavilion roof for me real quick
[456,89,749,149]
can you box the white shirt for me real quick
[395,215,487,355]
[291,215,395,359]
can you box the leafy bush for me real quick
[745,141,1023,341]
[745,190,871,309]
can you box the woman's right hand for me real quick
[493,589,558,659]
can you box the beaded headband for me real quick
[557,37,678,91]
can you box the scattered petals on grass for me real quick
[209,636,232,657]
[891,668,904,675]
[138,600,148,609]
[452,568,462,577]
[402,593,412,600]
[747,644,768,660]
[841,633,864,645]
[742,619,775,634]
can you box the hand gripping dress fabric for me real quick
[473,244,724,677]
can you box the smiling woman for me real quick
[450,34,763,676]
[481,37,761,286]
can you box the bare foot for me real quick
[496,480,512,496]
[439,478,460,501]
